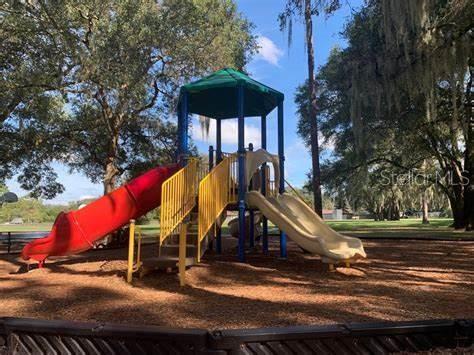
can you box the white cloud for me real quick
[192,119,261,146]
[79,194,98,201]
[256,36,283,66]
[286,140,307,156]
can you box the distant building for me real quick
[323,209,346,220]
[10,218,24,224]
[322,209,356,220]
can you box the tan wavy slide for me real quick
[247,191,367,263]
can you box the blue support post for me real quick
[216,119,222,163]
[177,107,182,162]
[248,143,254,249]
[277,100,287,259]
[216,119,222,254]
[178,90,189,167]
[208,145,214,172]
[237,85,246,262]
[208,145,215,252]
[261,115,268,254]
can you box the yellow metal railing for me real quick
[197,155,237,261]
[267,174,312,206]
[268,179,277,196]
[127,219,142,284]
[178,222,188,286]
[284,177,313,209]
[160,159,200,245]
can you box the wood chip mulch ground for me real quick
[1,239,473,330]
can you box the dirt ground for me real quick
[1,239,473,330]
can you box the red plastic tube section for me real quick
[21,164,179,263]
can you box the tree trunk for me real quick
[100,132,120,246]
[464,152,474,231]
[393,200,400,220]
[387,201,399,221]
[449,193,465,229]
[103,160,117,195]
[375,204,384,221]
[433,162,467,229]
[463,64,473,231]
[103,134,119,195]
[421,192,429,224]
[432,158,466,229]
[304,0,323,217]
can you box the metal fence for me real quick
[0,317,472,354]
[0,231,48,255]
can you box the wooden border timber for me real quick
[0,318,472,354]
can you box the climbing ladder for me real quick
[153,158,204,271]
[127,155,238,284]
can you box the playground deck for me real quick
[1,239,473,329]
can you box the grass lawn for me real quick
[0,223,52,233]
[2,218,473,240]
[327,218,474,239]
[326,218,453,230]
[140,217,473,240]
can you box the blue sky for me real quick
[7,0,362,205]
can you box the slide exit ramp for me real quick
[247,191,366,263]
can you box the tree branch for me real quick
[132,79,160,115]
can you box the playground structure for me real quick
[21,68,366,281]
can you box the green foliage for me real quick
[322,192,335,210]
[278,0,342,47]
[0,94,67,198]
[0,198,67,224]
[1,0,256,197]
[295,1,471,224]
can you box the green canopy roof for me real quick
[179,68,284,119]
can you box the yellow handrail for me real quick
[127,219,142,284]
[284,178,313,209]
[267,178,277,197]
[160,159,200,245]
[267,175,312,209]
[197,155,237,261]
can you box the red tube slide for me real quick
[21,164,179,264]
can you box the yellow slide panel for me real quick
[247,191,366,263]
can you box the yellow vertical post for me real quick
[197,240,201,263]
[179,223,187,286]
[127,219,136,284]
[136,226,142,269]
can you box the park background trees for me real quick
[279,0,342,217]
[295,0,472,229]
[1,0,256,195]
[1,0,471,230]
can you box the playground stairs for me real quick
[141,211,207,274]
[129,156,234,282]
